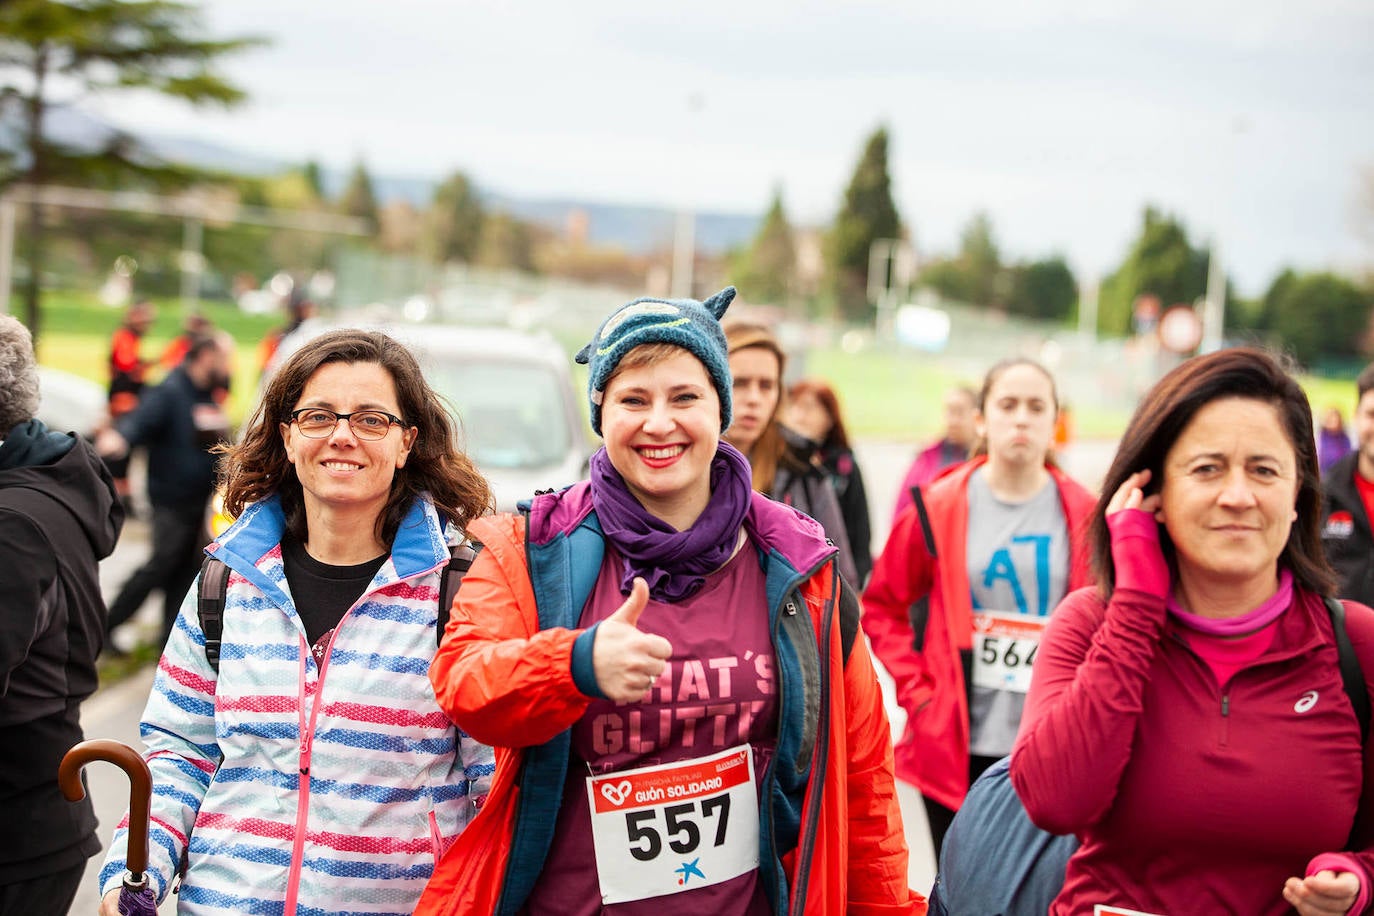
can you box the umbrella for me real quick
[60,738,158,915]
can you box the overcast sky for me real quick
[97,0,1374,296]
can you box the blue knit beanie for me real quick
[575,286,736,435]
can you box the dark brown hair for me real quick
[219,329,493,546]
[1091,346,1333,597]
[787,377,851,452]
[722,319,786,492]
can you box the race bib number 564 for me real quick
[587,745,759,904]
[972,611,1047,694]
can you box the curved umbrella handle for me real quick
[59,738,152,879]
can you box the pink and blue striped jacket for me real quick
[99,494,493,915]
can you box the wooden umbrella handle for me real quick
[59,738,151,875]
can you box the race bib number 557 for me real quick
[587,745,759,904]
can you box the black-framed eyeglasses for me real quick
[287,408,406,440]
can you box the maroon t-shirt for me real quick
[523,538,779,915]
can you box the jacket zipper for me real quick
[787,563,836,915]
[281,557,448,915]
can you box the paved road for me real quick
[67,437,1119,912]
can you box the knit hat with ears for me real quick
[575,286,736,435]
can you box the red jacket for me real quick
[862,458,1096,809]
[417,490,925,916]
[1012,584,1374,915]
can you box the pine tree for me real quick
[734,186,796,306]
[0,0,260,338]
[828,126,901,322]
[338,160,379,236]
[425,170,485,265]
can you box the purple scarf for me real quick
[589,441,754,602]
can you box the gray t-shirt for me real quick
[965,468,1069,757]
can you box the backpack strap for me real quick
[437,541,481,646]
[198,556,230,674]
[1326,595,1371,744]
[199,540,484,672]
[837,574,861,664]
[907,486,937,653]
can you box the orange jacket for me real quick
[862,457,1097,810]
[418,487,925,915]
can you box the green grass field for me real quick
[18,291,1362,441]
[22,291,280,425]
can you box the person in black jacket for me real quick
[785,377,873,586]
[720,319,860,587]
[0,315,124,916]
[1321,362,1374,606]
[98,333,232,647]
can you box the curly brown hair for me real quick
[218,329,492,546]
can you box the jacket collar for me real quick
[525,481,835,577]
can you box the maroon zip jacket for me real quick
[1012,583,1374,915]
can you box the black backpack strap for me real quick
[1326,596,1371,744]
[198,556,230,674]
[907,486,937,652]
[838,574,861,664]
[437,541,481,646]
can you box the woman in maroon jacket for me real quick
[1012,347,1374,916]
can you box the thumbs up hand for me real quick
[593,578,674,703]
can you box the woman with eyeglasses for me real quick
[98,329,495,916]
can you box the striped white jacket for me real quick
[99,494,494,915]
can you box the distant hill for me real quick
[8,106,760,254]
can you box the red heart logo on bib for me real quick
[600,780,633,806]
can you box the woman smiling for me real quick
[98,330,495,915]
[1011,347,1374,916]
[417,287,923,915]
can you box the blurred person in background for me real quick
[1321,405,1355,476]
[416,287,922,915]
[104,298,155,515]
[785,377,872,586]
[159,311,212,369]
[722,320,859,587]
[862,357,1096,857]
[259,294,318,376]
[1323,367,1374,606]
[0,315,123,916]
[892,385,978,524]
[98,333,232,650]
[1011,347,1372,916]
[98,329,495,915]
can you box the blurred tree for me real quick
[828,126,900,323]
[302,159,325,199]
[915,256,971,304]
[1097,206,1208,335]
[477,211,538,273]
[1006,256,1077,321]
[958,212,1003,307]
[264,170,330,272]
[0,0,261,339]
[426,170,485,265]
[1262,270,1371,366]
[733,186,796,306]
[338,160,379,236]
[378,200,422,256]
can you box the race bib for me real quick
[1094,907,1166,916]
[587,744,759,905]
[971,611,1048,694]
